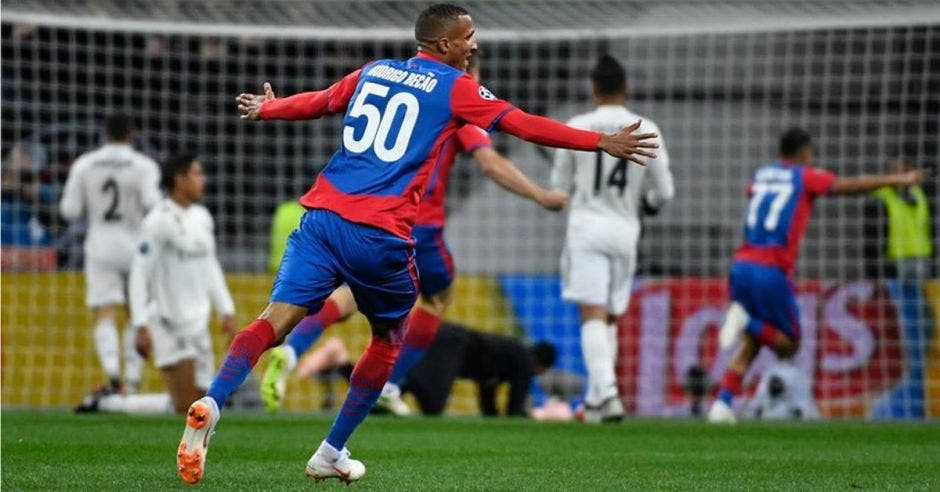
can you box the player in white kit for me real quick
[76,153,236,414]
[60,115,161,395]
[551,55,674,423]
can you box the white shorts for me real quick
[561,245,636,316]
[84,263,127,308]
[149,317,215,390]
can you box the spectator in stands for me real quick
[1,144,55,270]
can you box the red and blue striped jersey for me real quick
[297,52,515,239]
[416,125,493,227]
[733,161,835,275]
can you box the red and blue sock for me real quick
[325,336,401,450]
[286,298,341,358]
[717,370,742,405]
[206,319,276,409]
[745,320,781,348]
[387,307,440,386]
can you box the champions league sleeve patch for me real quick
[139,242,150,255]
[478,86,496,101]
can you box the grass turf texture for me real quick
[3,411,938,490]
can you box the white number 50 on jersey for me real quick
[343,81,420,163]
[746,182,793,231]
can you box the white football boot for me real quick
[375,382,411,416]
[305,441,366,484]
[707,399,737,424]
[719,302,750,351]
[583,394,625,424]
[177,396,221,484]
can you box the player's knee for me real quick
[369,316,408,343]
[775,336,799,358]
[417,290,451,316]
[332,287,359,321]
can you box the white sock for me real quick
[99,393,173,414]
[581,319,616,404]
[122,325,143,392]
[382,382,401,397]
[94,318,120,381]
[316,440,343,461]
[284,344,298,372]
[607,322,619,376]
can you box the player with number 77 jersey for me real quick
[708,127,924,424]
[176,4,658,486]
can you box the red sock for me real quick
[757,323,780,348]
[314,297,342,328]
[720,371,743,395]
[230,319,276,366]
[349,337,402,391]
[404,307,441,349]
[206,318,276,406]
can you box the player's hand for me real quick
[537,189,569,211]
[134,327,152,359]
[236,82,275,120]
[221,315,237,341]
[896,168,924,187]
[597,120,658,166]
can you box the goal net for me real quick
[2,0,938,419]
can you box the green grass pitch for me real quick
[3,411,938,490]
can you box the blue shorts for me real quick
[271,209,418,323]
[729,260,801,341]
[412,225,455,298]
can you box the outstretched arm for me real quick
[830,169,923,195]
[472,147,568,211]
[236,69,362,121]
[498,111,658,166]
[450,74,658,165]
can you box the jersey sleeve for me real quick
[643,129,675,209]
[201,210,235,317]
[449,74,517,132]
[138,157,162,211]
[550,145,576,193]
[129,214,165,327]
[260,68,362,120]
[803,166,836,197]
[455,125,493,154]
[59,159,85,221]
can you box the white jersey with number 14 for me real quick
[551,105,673,246]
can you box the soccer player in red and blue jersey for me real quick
[176,4,658,485]
[708,127,923,423]
[258,53,569,415]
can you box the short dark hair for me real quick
[103,114,134,141]
[779,127,812,158]
[529,341,557,369]
[415,4,470,46]
[161,152,197,191]
[591,54,627,97]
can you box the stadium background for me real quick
[2,0,938,418]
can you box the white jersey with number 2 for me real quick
[59,143,162,270]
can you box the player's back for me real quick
[302,55,467,239]
[733,161,834,275]
[553,106,669,250]
[64,144,161,268]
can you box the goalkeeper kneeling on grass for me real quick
[290,321,559,417]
